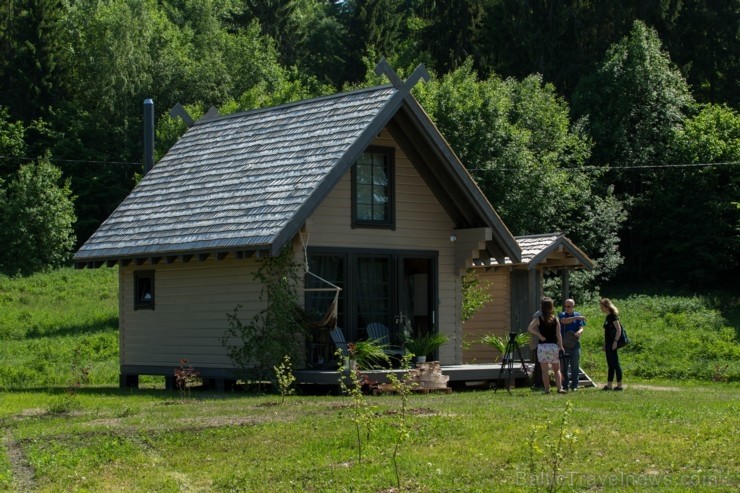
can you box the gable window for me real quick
[352,146,395,229]
[134,271,155,310]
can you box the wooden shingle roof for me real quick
[75,80,521,267]
[477,233,593,270]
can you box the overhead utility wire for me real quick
[469,161,739,172]
[0,155,143,166]
[1,154,737,171]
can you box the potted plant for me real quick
[348,340,391,370]
[481,332,530,361]
[404,333,448,363]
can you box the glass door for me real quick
[354,254,436,348]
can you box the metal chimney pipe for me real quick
[143,99,154,175]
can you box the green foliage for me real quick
[527,400,578,493]
[0,107,26,176]
[641,103,740,285]
[221,248,307,384]
[0,0,71,124]
[578,294,740,382]
[574,20,693,171]
[385,353,416,489]
[348,339,391,370]
[335,347,377,465]
[0,156,76,276]
[0,267,119,389]
[573,20,699,282]
[415,63,626,287]
[0,1,734,292]
[481,332,529,361]
[403,333,448,360]
[273,355,296,403]
[462,268,491,322]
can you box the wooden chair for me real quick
[329,327,349,357]
[366,322,405,357]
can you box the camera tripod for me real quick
[494,332,530,393]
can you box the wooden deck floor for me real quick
[294,362,534,387]
[295,363,596,390]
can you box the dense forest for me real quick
[0,0,737,290]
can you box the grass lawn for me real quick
[0,383,738,492]
[1,267,738,491]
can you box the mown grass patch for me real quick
[0,267,119,388]
[0,385,737,492]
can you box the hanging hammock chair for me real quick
[304,283,339,330]
[301,233,341,330]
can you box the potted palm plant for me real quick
[481,332,530,361]
[404,333,448,363]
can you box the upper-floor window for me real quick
[352,146,395,229]
[134,270,155,310]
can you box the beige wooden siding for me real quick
[120,257,263,368]
[461,268,511,363]
[306,130,461,364]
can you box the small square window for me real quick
[134,271,155,310]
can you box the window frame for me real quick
[351,146,395,229]
[134,270,155,311]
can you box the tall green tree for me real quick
[661,0,739,107]
[642,104,740,285]
[334,0,409,84]
[0,156,76,276]
[0,0,70,124]
[573,20,693,172]
[414,0,485,74]
[572,20,694,279]
[0,107,27,178]
[415,62,626,287]
[478,1,685,98]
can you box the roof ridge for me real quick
[515,232,563,239]
[194,84,396,125]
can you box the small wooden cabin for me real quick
[462,233,594,363]
[74,64,525,387]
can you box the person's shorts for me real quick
[537,343,560,364]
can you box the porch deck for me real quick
[294,362,534,388]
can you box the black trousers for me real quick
[605,348,623,382]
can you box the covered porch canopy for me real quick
[476,233,595,317]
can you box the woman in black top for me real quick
[528,297,565,394]
[600,298,624,390]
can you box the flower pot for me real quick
[415,355,427,364]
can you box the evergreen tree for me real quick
[0,0,69,124]
[414,0,485,74]
[663,0,739,107]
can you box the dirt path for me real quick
[626,384,681,391]
[3,429,36,492]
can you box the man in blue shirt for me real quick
[559,298,586,391]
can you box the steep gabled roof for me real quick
[74,80,520,267]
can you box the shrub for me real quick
[0,157,76,276]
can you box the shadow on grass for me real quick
[1,386,262,400]
[24,315,119,339]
